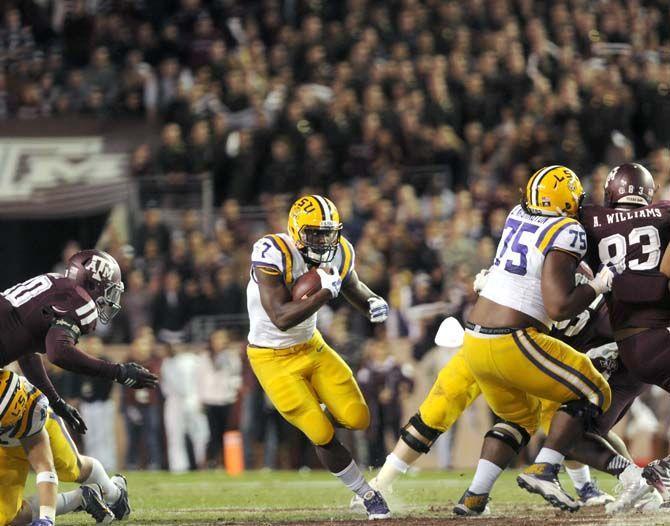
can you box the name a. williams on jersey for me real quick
[592,208,663,227]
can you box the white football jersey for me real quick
[480,205,587,328]
[247,232,355,348]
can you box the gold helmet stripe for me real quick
[312,195,330,222]
[0,372,19,421]
[530,165,561,207]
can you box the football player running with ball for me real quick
[247,195,391,519]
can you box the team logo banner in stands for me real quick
[0,138,129,218]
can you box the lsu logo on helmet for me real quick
[524,165,584,218]
[0,370,29,430]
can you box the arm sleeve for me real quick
[17,353,61,403]
[45,325,119,379]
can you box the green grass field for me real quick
[24,469,670,525]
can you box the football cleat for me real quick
[362,490,391,520]
[81,484,114,524]
[605,464,652,514]
[642,457,670,502]
[109,474,131,520]
[635,489,663,511]
[576,480,614,506]
[350,477,388,514]
[453,490,491,516]
[517,463,580,512]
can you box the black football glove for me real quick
[116,362,159,389]
[51,397,88,434]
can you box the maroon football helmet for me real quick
[604,163,655,208]
[65,249,124,323]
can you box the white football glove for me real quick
[587,259,625,295]
[473,267,491,294]
[316,267,342,298]
[367,296,389,323]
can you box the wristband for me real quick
[36,471,58,485]
[40,505,56,521]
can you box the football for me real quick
[292,268,322,300]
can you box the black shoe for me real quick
[81,484,114,524]
[109,474,131,520]
[453,489,491,516]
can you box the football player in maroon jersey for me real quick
[570,163,670,511]
[0,249,159,523]
[0,249,158,434]
[0,249,159,430]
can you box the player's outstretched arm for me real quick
[542,250,609,321]
[257,269,332,331]
[341,270,389,323]
[21,428,58,526]
[44,325,158,389]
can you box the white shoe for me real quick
[635,489,664,511]
[606,465,653,514]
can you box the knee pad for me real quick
[400,413,441,454]
[558,400,601,431]
[343,402,370,430]
[484,421,530,454]
[303,409,336,446]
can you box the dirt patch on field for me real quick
[184,504,670,526]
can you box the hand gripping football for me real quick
[291,268,322,300]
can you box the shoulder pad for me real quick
[536,217,586,258]
[51,282,98,335]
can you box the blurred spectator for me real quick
[197,330,242,467]
[161,344,209,473]
[135,207,171,255]
[122,332,163,470]
[357,339,414,468]
[72,336,117,471]
[156,122,190,175]
[152,270,191,343]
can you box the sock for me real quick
[374,453,409,492]
[333,460,374,498]
[535,447,564,465]
[29,489,83,520]
[566,465,591,490]
[83,457,121,504]
[606,454,632,478]
[468,459,504,494]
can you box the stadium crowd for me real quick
[6,0,670,471]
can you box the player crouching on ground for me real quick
[0,370,125,526]
[247,195,391,519]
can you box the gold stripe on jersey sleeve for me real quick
[536,217,578,254]
[10,390,41,439]
[339,237,353,280]
[269,235,294,284]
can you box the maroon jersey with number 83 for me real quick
[581,202,670,331]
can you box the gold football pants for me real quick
[0,414,81,526]
[247,330,369,446]
[461,328,611,434]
